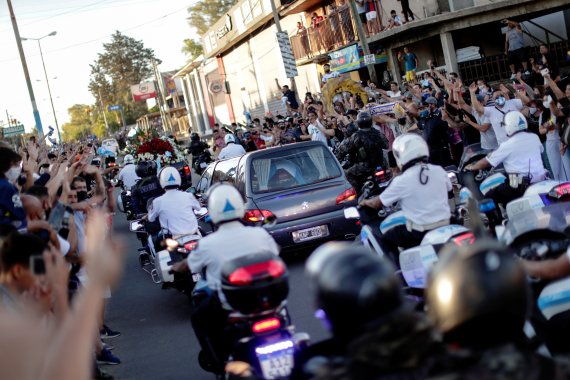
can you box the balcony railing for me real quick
[459,40,569,84]
[290,7,358,61]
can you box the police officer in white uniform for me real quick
[360,133,451,261]
[117,154,140,190]
[171,183,279,370]
[217,134,245,160]
[466,111,546,207]
[148,166,201,235]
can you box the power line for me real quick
[0,4,191,64]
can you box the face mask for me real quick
[478,85,485,91]
[529,107,537,115]
[398,117,407,126]
[419,109,430,119]
[543,100,552,109]
[77,191,88,202]
[5,166,21,183]
[495,96,506,107]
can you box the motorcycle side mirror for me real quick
[186,187,197,195]
[129,220,145,232]
[343,207,360,219]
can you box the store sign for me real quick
[216,14,233,39]
[209,80,224,94]
[329,44,361,74]
[1,124,25,137]
[276,31,298,78]
[131,82,157,102]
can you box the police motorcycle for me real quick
[191,252,309,379]
[128,206,209,296]
[344,175,470,302]
[460,176,570,355]
[193,150,213,176]
[116,179,137,221]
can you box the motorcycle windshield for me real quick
[459,143,492,170]
[501,202,570,245]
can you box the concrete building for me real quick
[175,0,570,132]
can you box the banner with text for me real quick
[131,82,157,102]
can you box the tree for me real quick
[182,38,203,61]
[88,31,159,127]
[61,104,95,141]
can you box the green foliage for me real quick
[88,31,159,126]
[186,0,238,36]
[182,38,203,61]
[61,104,94,141]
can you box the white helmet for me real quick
[124,154,135,164]
[392,133,429,170]
[207,183,245,224]
[225,134,236,144]
[159,166,181,189]
[503,111,528,137]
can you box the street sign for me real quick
[364,54,376,65]
[2,124,25,137]
[108,105,121,111]
[276,31,298,79]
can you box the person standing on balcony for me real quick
[398,46,418,82]
[296,22,310,58]
[365,0,382,35]
[397,0,414,23]
[355,0,368,37]
[311,12,326,52]
[504,18,529,80]
[328,2,341,50]
[338,0,355,43]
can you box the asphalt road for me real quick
[104,209,330,380]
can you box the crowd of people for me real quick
[0,137,125,380]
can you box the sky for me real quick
[0,0,199,135]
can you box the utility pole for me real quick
[97,88,110,136]
[7,0,44,136]
[348,0,377,84]
[152,59,171,132]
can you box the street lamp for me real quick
[21,31,61,143]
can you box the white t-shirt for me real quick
[486,132,546,183]
[473,111,498,150]
[322,71,340,84]
[148,189,201,235]
[218,143,246,160]
[308,119,329,145]
[118,164,140,190]
[483,99,523,145]
[387,90,402,98]
[188,221,279,306]
[380,164,452,225]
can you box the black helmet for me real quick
[356,111,372,129]
[345,123,358,137]
[135,160,157,177]
[191,133,200,142]
[309,242,403,339]
[426,239,529,346]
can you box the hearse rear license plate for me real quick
[292,225,329,243]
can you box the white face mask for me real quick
[5,166,22,183]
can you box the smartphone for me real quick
[48,202,66,232]
[30,255,46,275]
